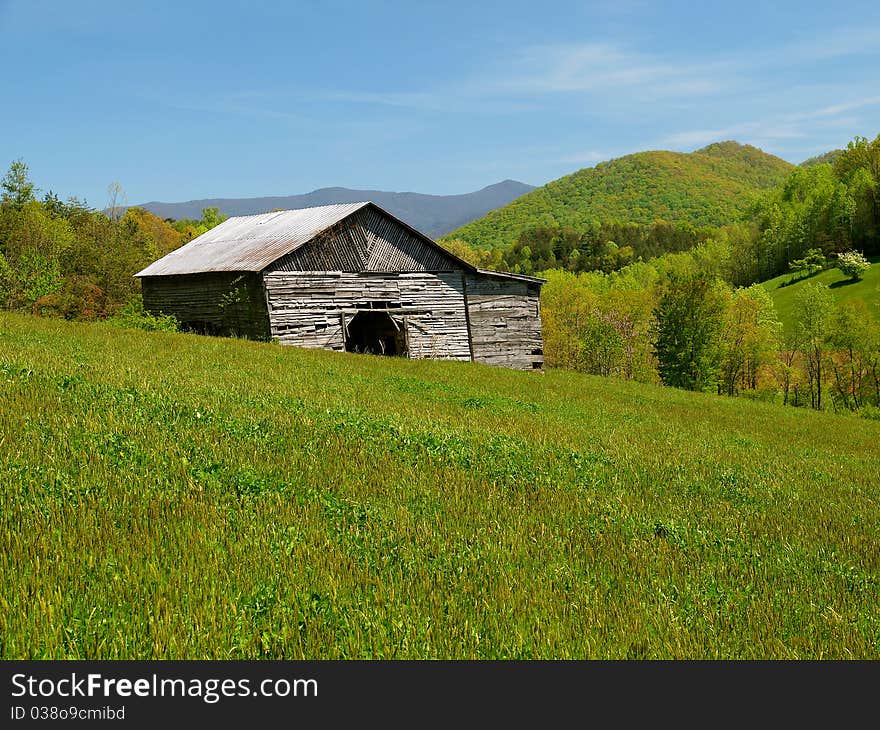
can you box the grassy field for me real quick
[763,257,880,331]
[1,312,878,659]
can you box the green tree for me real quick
[539,269,598,370]
[793,283,833,410]
[719,285,781,395]
[654,273,727,391]
[440,237,501,269]
[827,301,880,409]
[789,248,826,281]
[1,159,36,208]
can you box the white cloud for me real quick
[312,41,727,116]
[557,150,610,165]
[495,42,720,98]
[778,26,880,63]
[662,96,880,151]
[664,123,805,149]
[788,95,880,121]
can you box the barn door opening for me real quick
[345,311,406,356]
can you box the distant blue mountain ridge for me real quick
[126,179,535,238]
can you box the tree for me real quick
[0,199,74,309]
[789,248,826,281]
[106,182,127,222]
[199,207,225,230]
[719,285,781,395]
[440,238,501,269]
[775,331,805,407]
[1,159,36,208]
[836,250,870,281]
[539,269,598,370]
[793,283,833,409]
[827,301,879,409]
[654,273,727,391]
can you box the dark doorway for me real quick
[181,320,222,336]
[345,311,406,356]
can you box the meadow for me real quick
[763,257,880,331]
[1,312,878,659]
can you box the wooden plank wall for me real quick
[464,275,544,370]
[262,270,472,360]
[141,273,270,341]
[271,207,457,273]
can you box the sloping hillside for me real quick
[763,257,880,331]
[127,180,535,238]
[1,312,878,658]
[446,142,793,249]
[800,149,845,168]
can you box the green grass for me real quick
[1,312,878,659]
[763,258,880,331]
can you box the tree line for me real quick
[537,246,878,414]
[0,160,223,326]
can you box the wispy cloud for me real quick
[663,123,806,149]
[493,43,718,95]
[319,89,540,115]
[557,150,611,165]
[163,23,880,127]
[662,96,880,150]
[321,23,880,113]
[776,26,880,63]
[787,95,880,121]
[310,41,725,120]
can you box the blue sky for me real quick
[1,0,879,208]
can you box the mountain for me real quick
[800,149,845,168]
[127,180,535,238]
[444,142,794,249]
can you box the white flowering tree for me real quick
[836,251,870,281]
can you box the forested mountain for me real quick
[800,149,845,168]
[127,180,535,238]
[445,142,793,249]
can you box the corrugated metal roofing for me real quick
[135,202,371,277]
[134,200,545,286]
[476,268,546,284]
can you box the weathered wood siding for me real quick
[272,206,459,273]
[465,275,544,370]
[262,271,472,360]
[141,273,270,340]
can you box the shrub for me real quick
[32,276,108,320]
[108,296,178,332]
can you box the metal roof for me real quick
[134,200,544,287]
[135,202,371,277]
[476,268,546,284]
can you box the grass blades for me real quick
[1,312,878,658]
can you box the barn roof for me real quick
[135,202,372,276]
[134,200,545,284]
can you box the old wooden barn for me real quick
[135,202,544,370]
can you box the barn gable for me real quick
[135,202,469,278]
[266,205,463,273]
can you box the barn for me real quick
[135,202,544,370]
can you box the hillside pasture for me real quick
[763,257,880,331]
[0,313,878,658]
